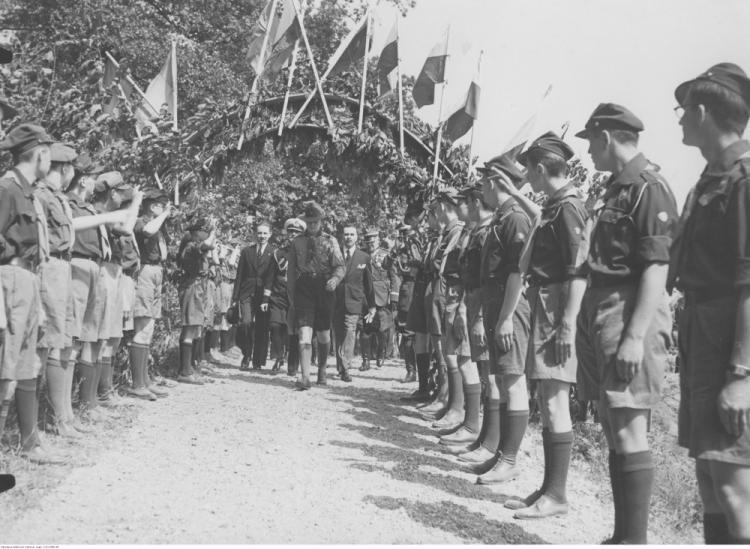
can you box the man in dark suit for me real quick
[232,221,275,371]
[334,226,374,382]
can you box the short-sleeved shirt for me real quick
[442,221,468,288]
[111,230,140,274]
[35,184,73,255]
[461,217,493,291]
[670,139,750,293]
[586,153,678,287]
[0,170,40,263]
[289,231,345,282]
[480,198,531,286]
[528,186,589,286]
[67,195,103,259]
[134,216,168,265]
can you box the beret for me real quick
[675,62,750,108]
[284,217,307,232]
[477,153,525,185]
[301,200,325,221]
[575,103,644,139]
[49,143,77,163]
[0,123,53,154]
[94,171,125,193]
[518,131,575,164]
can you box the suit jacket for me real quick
[335,247,374,315]
[232,242,275,303]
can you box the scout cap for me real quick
[675,62,750,108]
[49,143,77,163]
[477,153,525,186]
[284,217,306,233]
[0,123,53,155]
[73,152,105,175]
[94,171,125,193]
[0,96,18,120]
[575,103,645,139]
[457,181,483,200]
[301,200,324,221]
[518,131,575,164]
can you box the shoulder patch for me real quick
[657,211,669,222]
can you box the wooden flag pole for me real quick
[237,0,280,150]
[289,0,334,129]
[432,26,450,186]
[171,39,178,131]
[105,51,160,115]
[466,49,483,178]
[396,18,404,157]
[278,36,301,136]
[357,10,371,133]
[174,178,180,205]
[154,171,163,189]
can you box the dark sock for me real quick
[46,358,68,422]
[129,343,149,388]
[317,340,330,369]
[15,379,40,450]
[75,360,97,408]
[98,356,113,397]
[609,450,622,542]
[416,353,430,392]
[620,451,654,544]
[210,329,220,351]
[540,428,551,493]
[180,341,194,376]
[463,383,481,433]
[500,409,528,466]
[219,330,231,353]
[703,513,729,544]
[545,430,573,503]
[475,397,497,450]
[192,337,203,366]
[447,367,464,413]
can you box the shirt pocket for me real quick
[594,207,636,265]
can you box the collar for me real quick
[543,183,578,211]
[609,153,650,187]
[495,196,517,219]
[444,218,461,233]
[475,214,494,230]
[345,245,356,256]
[704,139,750,177]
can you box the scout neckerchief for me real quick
[439,219,465,276]
[11,168,49,263]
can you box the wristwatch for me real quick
[729,364,750,378]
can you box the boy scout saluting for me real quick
[575,103,678,544]
[0,124,64,463]
[498,133,589,519]
[670,63,750,544]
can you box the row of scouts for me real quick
[387,62,750,544]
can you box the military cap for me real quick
[477,153,525,186]
[574,103,645,139]
[49,143,77,163]
[364,228,380,239]
[0,95,17,120]
[435,187,461,205]
[94,171,125,193]
[301,200,325,221]
[675,62,750,108]
[0,123,53,155]
[518,131,575,164]
[73,152,105,175]
[284,217,306,233]
[142,187,170,204]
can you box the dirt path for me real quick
[1,352,670,544]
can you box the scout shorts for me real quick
[70,257,106,343]
[180,276,207,327]
[443,284,471,358]
[465,287,489,362]
[526,283,577,383]
[134,264,163,319]
[203,279,215,328]
[481,279,530,377]
[37,257,73,349]
[294,275,335,332]
[0,265,42,381]
[406,279,428,334]
[98,261,124,340]
[678,295,750,465]
[427,279,444,337]
[120,274,136,331]
[576,284,671,409]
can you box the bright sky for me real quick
[367,0,750,206]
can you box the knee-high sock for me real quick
[209,329,220,351]
[463,383,481,432]
[481,399,502,453]
[75,360,98,409]
[46,358,68,422]
[129,343,149,389]
[63,360,76,421]
[98,356,113,396]
[703,513,729,545]
[609,450,623,543]
[15,378,40,450]
[416,353,430,392]
[620,451,654,544]
[180,341,194,376]
[192,336,203,365]
[500,409,528,466]
[219,330,231,353]
[317,340,330,369]
[288,334,299,374]
[545,430,573,503]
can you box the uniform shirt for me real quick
[461,216,493,291]
[670,139,750,293]
[369,246,399,307]
[417,231,439,283]
[178,231,211,278]
[288,231,345,282]
[67,195,103,260]
[480,198,531,286]
[528,185,589,286]
[111,231,140,275]
[586,153,678,287]
[134,216,168,265]
[0,170,40,263]
[396,234,423,281]
[442,221,469,287]
[35,183,73,255]
[267,245,290,309]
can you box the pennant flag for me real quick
[444,80,480,142]
[325,14,371,79]
[412,29,449,108]
[247,0,299,77]
[502,85,553,158]
[142,47,176,124]
[377,20,398,97]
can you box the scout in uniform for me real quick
[575,103,677,544]
[287,201,345,389]
[131,188,172,399]
[0,124,63,463]
[176,216,216,384]
[670,63,750,543]
[498,133,589,519]
[394,223,419,383]
[361,229,398,371]
[476,154,532,485]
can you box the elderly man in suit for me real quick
[334,225,374,382]
[232,221,275,371]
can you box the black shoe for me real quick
[359,360,371,372]
[239,356,251,371]
[340,369,352,383]
[252,363,262,370]
[375,359,383,369]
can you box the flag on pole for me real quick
[377,19,398,97]
[443,80,480,142]
[325,14,371,79]
[412,28,449,108]
[247,0,300,77]
[502,84,553,158]
[142,47,177,126]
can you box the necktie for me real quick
[346,249,351,263]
